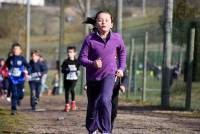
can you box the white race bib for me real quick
[11,68,22,77]
[66,72,78,80]
[30,72,40,81]
[68,65,77,71]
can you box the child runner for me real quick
[6,52,13,101]
[78,11,126,134]
[39,55,48,95]
[29,50,45,111]
[0,59,9,100]
[5,43,30,115]
[51,71,59,95]
[61,46,79,112]
[111,71,128,131]
[0,59,5,99]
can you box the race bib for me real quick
[68,65,77,71]
[30,72,41,81]
[11,68,22,77]
[66,72,78,80]
[54,82,59,87]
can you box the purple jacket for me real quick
[78,32,126,81]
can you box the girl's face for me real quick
[96,13,113,34]
[13,46,22,56]
[32,53,40,62]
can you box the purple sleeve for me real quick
[78,37,94,67]
[117,34,126,71]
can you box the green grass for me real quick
[123,15,160,30]
[135,73,161,89]
[122,75,200,111]
[0,107,29,133]
[170,80,200,111]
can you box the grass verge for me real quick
[0,107,30,133]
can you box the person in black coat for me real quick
[111,70,128,130]
[61,46,79,112]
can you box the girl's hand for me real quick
[94,58,102,69]
[120,85,126,93]
[24,70,28,75]
[115,69,123,77]
[25,75,31,81]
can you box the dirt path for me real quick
[1,95,200,134]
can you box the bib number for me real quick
[30,72,41,81]
[66,72,77,80]
[11,68,22,77]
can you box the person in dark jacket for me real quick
[29,50,45,111]
[5,43,31,115]
[61,46,79,112]
[111,70,128,130]
[39,55,48,95]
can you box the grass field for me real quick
[120,74,200,111]
[0,107,29,133]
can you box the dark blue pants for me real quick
[29,81,41,109]
[10,82,24,111]
[86,75,115,134]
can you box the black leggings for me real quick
[64,80,77,104]
[111,84,120,130]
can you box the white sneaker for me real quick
[91,131,97,134]
[6,97,11,102]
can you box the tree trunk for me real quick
[161,0,174,108]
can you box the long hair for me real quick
[83,11,113,32]
[83,17,97,32]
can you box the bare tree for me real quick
[76,0,91,93]
[77,0,85,17]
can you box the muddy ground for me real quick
[0,95,200,134]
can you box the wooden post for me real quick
[192,22,200,81]
[58,0,65,94]
[133,47,137,96]
[142,32,148,101]
[116,0,123,34]
[127,38,135,98]
[142,0,146,16]
[161,0,173,108]
[185,28,195,110]
[26,0,31,61]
